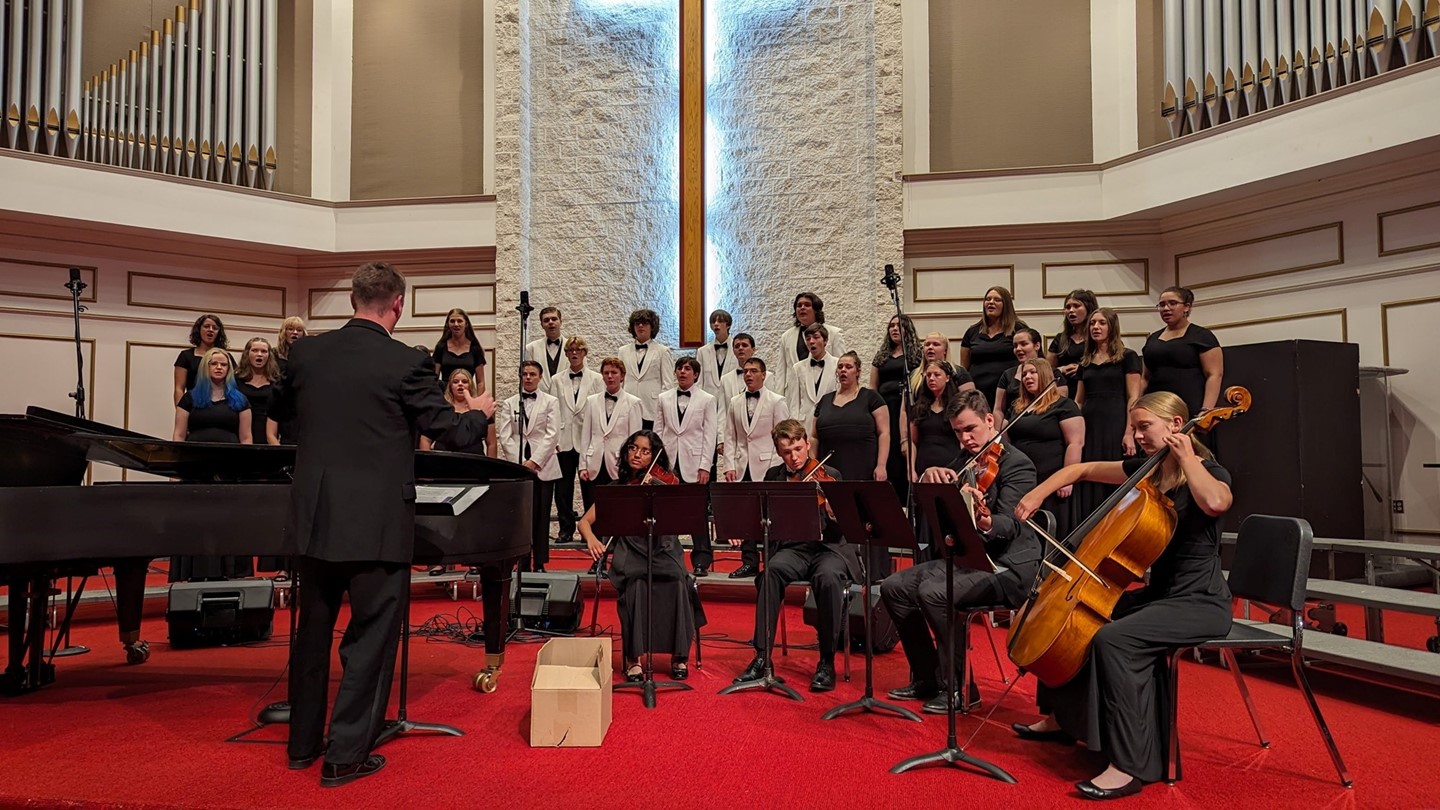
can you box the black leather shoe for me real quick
[922,683,981,714]
[625,666,644,683]
[288,753,320,770]
[887,681,939,701]
[693,566,709,578]
[320,755,386,788]
[734,656,767,683]
[1075,777,1143,800]
[728,564,758,579]
[671,661,689,680]
[810,661,836,692]
[1011,722,1074,743]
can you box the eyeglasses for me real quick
[1156,301,1186,309]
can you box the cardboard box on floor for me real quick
[530,637,612,747]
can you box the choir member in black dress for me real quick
[274,316,308,375]
[1046,289,1097,397]
[1006,358,1084,541]
[910,331,976,394]
[419,370,491,455]
[1074,308,1143,519]
[901,360,962,484]
[432,308,487,389]
[880,389,1039,712]
[235,337,279,445]
[171,348,254,581]
[1013,391,1233,800]
[994,327,1052,426]
[814,351,890,579]
[871,314,923,503]
[578,430,705,681]
[1143,286,1223,415]
[960,286,1027,408]
[733,419,858,693]
[173,313,230,405]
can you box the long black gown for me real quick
[814,388,889,579]
[608,532,706,661]
[1037,457,1233,783]
[911,407,961,474]
[172,392,255,581]
[433,340,486,389]
[1048,334,1086,396]
[1141,324,1220,417]
[874,354,910,503]
[1007,397,1083,541]
[1076,350,1141,519]
[962,322,1026,407]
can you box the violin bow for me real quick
[1022,517,1110,589]
[953,379,1058,479]
[800,452,835,483]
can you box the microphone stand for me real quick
[51,270,90,659]
[511,291,535,632]
[882,264,920,564]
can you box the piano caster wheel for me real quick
[124,641,150,665]
[1331,622,1348,637]
[473,670,498,693]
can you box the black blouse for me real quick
[237,381,271,445]
[433,340,485,386]
[1007,397,1082,480]
[177,391,247,444]
[1047,333,1086,394]
[1143,324,1220,415]
[962,322,1026,407]
[174,349,203,392]
[814,388,886,481]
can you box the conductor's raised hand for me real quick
[464,388,496,418]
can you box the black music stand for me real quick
[891,483,1015,783]
[714,482,820,703]
[817,480,922,723]
[593,484,709,709]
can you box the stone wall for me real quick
[494,0,902,396]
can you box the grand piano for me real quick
[0,406,533,696]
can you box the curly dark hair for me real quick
[628,308,661,339]
[616,430,672,483]
[792,292,826,326]
[873,313,923,370]
[189,314,230,350]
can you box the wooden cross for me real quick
[678,0,705,347]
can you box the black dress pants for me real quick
[753,542,848,663]
[680,469,713,570]
[555,449,581,538]
[880,560,1013,689]
[288,557,407,767]
[523,480,555,570]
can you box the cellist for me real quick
[879,389,1040,714]
[1012,391,1233,800]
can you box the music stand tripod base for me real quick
[718,668,803,702]
[891,747,1017,782]
[614,676,692,710]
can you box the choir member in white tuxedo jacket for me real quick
[618,308,674,429]
[581,357,645,488]
[719,357,790,577]
[548,337,605,542]
[788,324,840,435]
[777,292,844,389]
[497,361,562,572]
[696,309,734,399]
[523,306,566,386]
[655,357,718,574]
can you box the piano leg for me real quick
[473,562,514,693]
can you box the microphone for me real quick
[881,263,901,291]
[69,267,81,283]
[64,267,86,296]
[516,289,533,318]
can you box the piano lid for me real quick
[0,408,160,487]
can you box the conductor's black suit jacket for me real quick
[268,318,489,564]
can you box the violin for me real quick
[637,456,680,486]
[960,442,1003,523]
[797,453,835,507]
[1005,386,1251,687]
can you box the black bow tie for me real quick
[714,342,728,349]
[676,390,691,398]
[635,343,648,350]
[810,358,825,367]
[745,391,761,399]
[569,371,583,379]
[547,338,560,346]
[521,393,536,400]
[605,393,618,401]
[735,369,744,375]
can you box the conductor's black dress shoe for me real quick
[320,755,386,788]
[809,661,836,692]
[728,564,758,578]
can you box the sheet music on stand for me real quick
[416,485,489,516]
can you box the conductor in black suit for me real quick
[268,261,494,788]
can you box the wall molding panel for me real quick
[1174,223,1345,290]
[911,265,1015,303]
[0,260,98,304]
[127,273,290,320]
[1041,258,1149,299]
[1377,200,1440,257]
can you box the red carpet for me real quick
[2,564,1437,809]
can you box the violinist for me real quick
[1012,391,1232,800]
[733,419,858,693]
[578,430,705,682]
[879,389,1038,714]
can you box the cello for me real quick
[1005,386,1251,688]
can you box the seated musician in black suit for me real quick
[879,389,1038,713]
[268,261,494,788]
[733,418,856,692]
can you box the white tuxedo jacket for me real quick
[580,389,644,479]
[788,355,840,432]
[524,337,566,385]
[618,341,674,422]
[696,341,735,399]
[545,367,605,453]
[776,323,845,391]
[496,390,562,481]
[721,388,790,480]
[654,385,717,482]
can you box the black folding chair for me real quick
[1166,514,1352,787]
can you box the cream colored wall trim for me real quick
[311,0,354,202]
[1091,0,1139,163]
[901,0,929,174]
